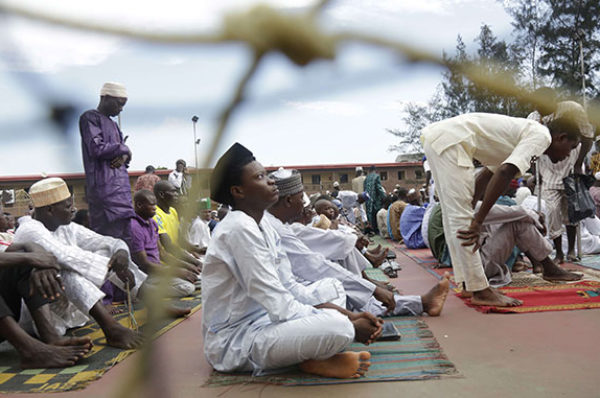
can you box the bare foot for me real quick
[166,306,191,318]
[543,268,583,282]
[20,339,90,369]
[553,255,564,265]
[367,244,382,255]
[104,324,144,349]
[566,254,580,263]
[471,287,522,307]
[541,258,583,282]
[49,336,93,350]
[512,260,529,273]
[421,272,450,316]
[299,351,371,379]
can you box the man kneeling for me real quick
[202,143,373,378]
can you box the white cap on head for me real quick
[29,177,71,208]
[100,82,127,98]
[356,166,363,172]
[333,181,340,188]
[595,172,600,181]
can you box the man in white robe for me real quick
[14,178,145,349]
[203,143,375,378]
[266,169,450,318]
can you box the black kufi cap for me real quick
[210,143,255,205]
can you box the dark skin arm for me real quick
[472,167,494,207]
[574,137,593,174]
[108,249,135,286]
[158,242,201,273]
[458,163,519,252]
[2,244,63,300]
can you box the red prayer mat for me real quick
[458,281,600,314]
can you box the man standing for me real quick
[168,159,191,196]
[364,166,386,233]
[79,82,134,244]
[421,113,582,307]
[352,167,366,194]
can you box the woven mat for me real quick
[204,317,459,387]
[0,290,202,393]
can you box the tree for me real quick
[440,35,473,117]
[387,91,444,156]
[531,0,599,98]
[503,0,551,89]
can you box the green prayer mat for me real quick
[204,317,459,387]
[0,290,202,393]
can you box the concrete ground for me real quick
[6,246,600,398]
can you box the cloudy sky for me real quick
[0,0,513,176]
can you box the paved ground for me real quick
[5,246,600,398]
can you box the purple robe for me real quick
[79,109,135,242]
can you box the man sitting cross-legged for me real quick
[153,181,203,274]
[14,178,145,349]
[0,243,91,368]
[266,168,449,318]
[130,190,196,298]
[203,143,376,378]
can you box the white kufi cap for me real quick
[100,82,128,98]
[29,177,71,208]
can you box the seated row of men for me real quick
[200,143,450,379]
[1,152,448,379]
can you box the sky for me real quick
[0,0,514,176]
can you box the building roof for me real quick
[0,162,421,183]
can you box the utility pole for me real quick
[192,115,200,169]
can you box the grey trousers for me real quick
[480,221,552,287]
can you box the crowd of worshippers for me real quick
[0,81,596,380]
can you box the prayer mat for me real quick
[458,281,600,314]
[364,266,390,283]
[0,290,202,393]
[577,254,600,271]
[204,317,459,387]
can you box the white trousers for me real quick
[423,140,489,291]
[361,294,423,317]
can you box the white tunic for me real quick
[188,217,211,248]
[14,216,147,333]
[202,210,353,374]
[265,212,375,310]
[337,190,367,225]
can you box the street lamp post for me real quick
[192,115,199,169]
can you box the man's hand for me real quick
[27,252,60,271]
[537,212,547,236]
[373,286,396,314]
[176,268,198,283]
[30,269,64,300]
[348,312,384,345]
[108,250,129,274]
[110,154,129,169]
[457,218,483,252]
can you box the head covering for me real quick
[270,168,303,197]
[595,172,600,181]
[198,197,211,210]
[355,166,363,172]
[333,181,340,188]
[29,177,71,208]
[210,143,255,205]
[100,82,128,98]
[359,192,370,202]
